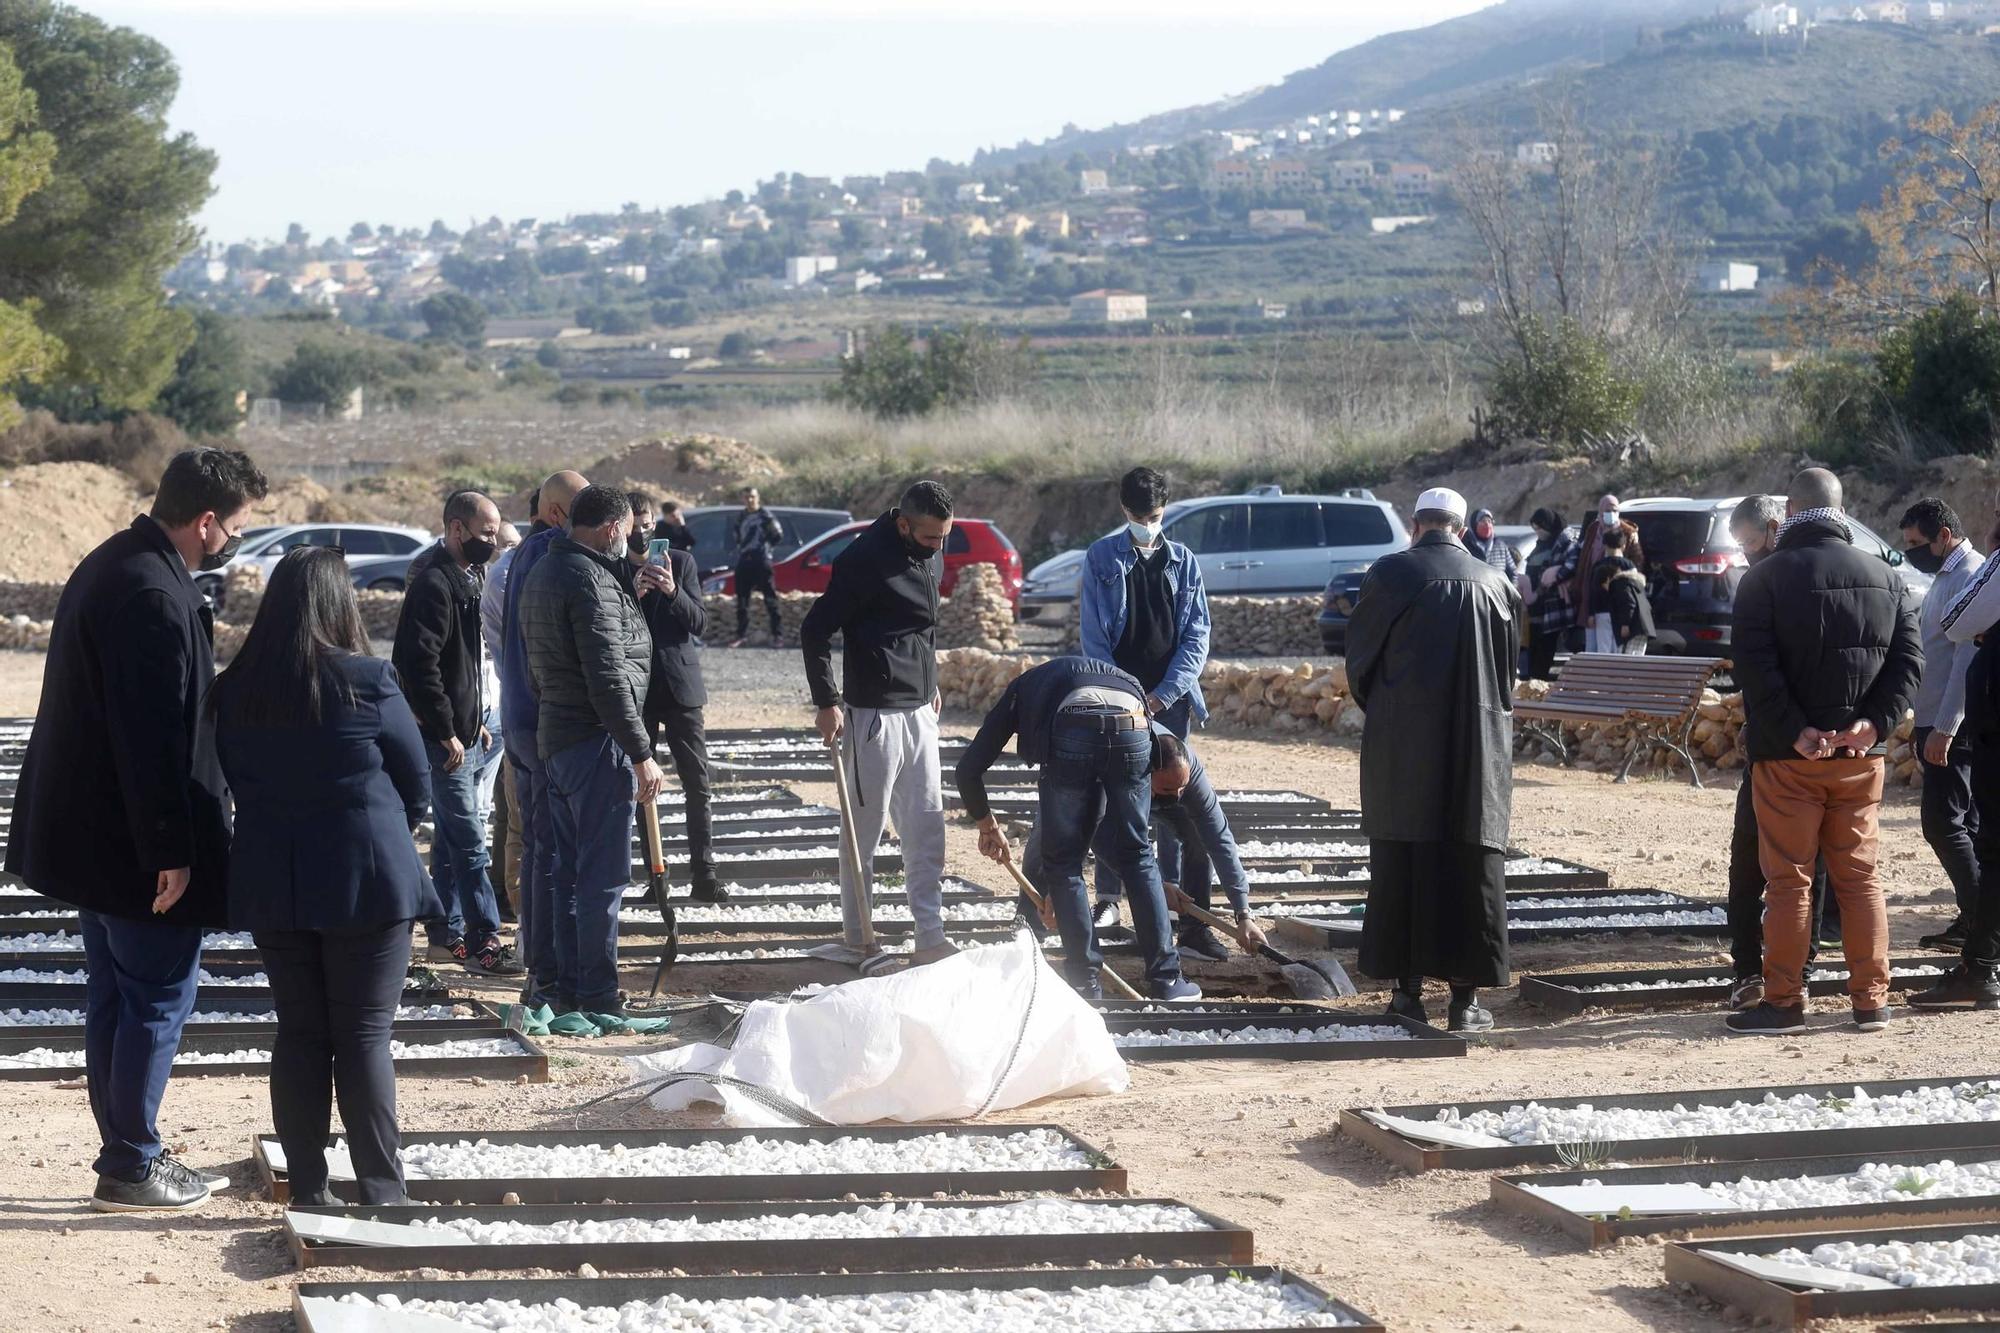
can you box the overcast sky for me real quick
[89,0,1492,243]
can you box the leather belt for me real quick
[1055,709,1150,733]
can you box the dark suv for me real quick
[1618,496,1931,657]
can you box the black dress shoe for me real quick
[1385,987,1429,1026]
[690,880,731,903]
[1448,1001,1495,1033]
[1920,921,1969,952]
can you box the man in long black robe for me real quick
[1345,486,1522,1032]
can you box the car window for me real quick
[687,512,733,568]
[1319,502,1393,547]
[808,532,859,564]
[337,530,392,556]
[945,527,972,555]
[384,532,426,554]
[1170,503,1248,555]
[783,510,850,548]
[271,527,339,553]
[1250,502,1324,550]
[1846,518,1893,561]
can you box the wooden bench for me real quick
[1515,653,1722,787]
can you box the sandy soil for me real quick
[0,645,1991,1333]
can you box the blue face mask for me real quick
[1601,509,1620,529]
[1127,520,1162,547]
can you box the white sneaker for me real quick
[1091,901,1121,931]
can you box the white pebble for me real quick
[0,1037,522,1069]
[1114,1023,1413,1048]
[394,1129,1094,1180]
[1447,1080,2000,1145]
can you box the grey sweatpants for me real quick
[838,703,948,949]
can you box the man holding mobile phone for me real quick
[627,492,722,900]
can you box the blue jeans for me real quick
[1100,759,1250,918]
[424,734,502,946]
[1093,697,1192,904]
[80,910,204,1179]
[1034,720,1181,992]
[545,733,635,1012]
[508,737,559,1008]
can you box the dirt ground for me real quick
[0,646,1992,1333]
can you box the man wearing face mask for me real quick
[1556,494,1644,654]
[800,480,957,967]
[519,485,668,1017]
[1897,498,1984,950]
[1079,466,1212,933]
[9,448,267,1213]
[394,490,521,976]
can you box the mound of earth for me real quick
[0,463,146,582]
[586,433,784,506]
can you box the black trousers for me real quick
[651,707,715,891]
[1525,626,1561,682]
[735,562,781,638]
[1915,725,1982,922]
[1963,737,2000,967]
[1727,771,1832,978]
[255,921,411,1204]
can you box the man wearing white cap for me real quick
[1344,486,1523,1032]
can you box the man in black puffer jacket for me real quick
[1728,468,1922,1037]
[519,485,667,1017]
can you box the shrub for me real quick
[0,409,188,487]
[1485,317,1643,443]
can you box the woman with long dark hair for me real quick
[210,546,436,1205]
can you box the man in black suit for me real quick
[627,493,721,900]
[7,447,268,1213]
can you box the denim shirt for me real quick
[1079,532,1211,723]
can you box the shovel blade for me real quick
[1280,956,1357,999]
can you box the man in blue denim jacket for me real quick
[1079,466,1212,930]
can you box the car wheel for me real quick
[367,578,405,593]
[195,577,223,614]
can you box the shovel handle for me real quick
[1172,893,1297,967]
[1000,858,1144,1001]
[827,733,877,957]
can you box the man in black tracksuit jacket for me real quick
[632,538,722,900]
[392,490,517,973]
[799,483,955,963]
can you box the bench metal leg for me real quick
[1521,722,1570,766]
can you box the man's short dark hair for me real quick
[443,489,491,526]
[661,500,681,517]
[1414,507,1464,534]
[569,484,631,530]
[1604,526,1629,552]
[1151,731,1188,772]
[151,448,270,528]
[1120,466,1171,515]
[526,487,541,520]
[625,489,656,518]
[1901,497,1962,541]
[900,479,954,521]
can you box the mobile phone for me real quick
[646,538,671,567]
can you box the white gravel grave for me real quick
[330,1272,1356,1330]
[1235,839,1368,859]
[655,787,793,806]
[632,900,1015,926]
[1750,1233,2000,1288]
[1525,908,1727,930]
[1562,964,1946,994]
[667,845,884,865]
[1508,893,1688,909]
[0,1037,523,1069]
[390,1128,1093,1181]
[405,1198,1210,1247]
[1443,1080,2000,1145]
[1114,1023,1413,1048]
[711,805,837,823]
[1682,1158,2000,1212]
[0,1003,462,1027]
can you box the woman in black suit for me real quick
[210,547,438,1205]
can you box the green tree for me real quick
[153,308,243,435]
[0,39,58,431]
[535,339,563,368]
[987,234,1023,285]
[270,342,363,409]
[348,221,372,242]
[831,323,1037,419]
[1877,293,2000,453]
[1487,316,1643,443]
[0,2,217,415]
[717,330,753,359]
[920,220,962,267]
[419,290,487,346]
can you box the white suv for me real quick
[1019,487,1406,619]
[194,522,435,608]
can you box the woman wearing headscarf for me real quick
[1463,509,1522,581]
[1521,507,1576,681]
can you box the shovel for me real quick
[804,727,898,976]
[640,798,681,997]
[1170,888,1355,1001]
[998,857,1144,1001]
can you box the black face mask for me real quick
[1904,542,1945,575]
[627,529,650,555]
[459,536,497,567]
[200,528,242,573]
[900,531,936,563]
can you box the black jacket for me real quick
[733,507,782,569]
[518,536,654,763]
[1597,560,1657,644]
[1346,531,1521,849]
[638,547,708,713]
[391,541,484,747]
[954,656,1147,821]
[1733,516,1923,763]
[216,653,439,932]
[655,517,695,553]
[5,516,233,925]
[800,509,941,711]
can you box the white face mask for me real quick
[1127,519,1163,547]
[1601,509,1620,527]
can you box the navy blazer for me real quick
[216,653,440,932]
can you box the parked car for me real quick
[194,522,435,610]
[345,552,420,593]
[1614,495,1930,657]
[681,505,852,576]
[703,517,1024,610]
[1314,524,1545,655]
[1019,487,1407,623]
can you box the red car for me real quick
[705,517,1023,611]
